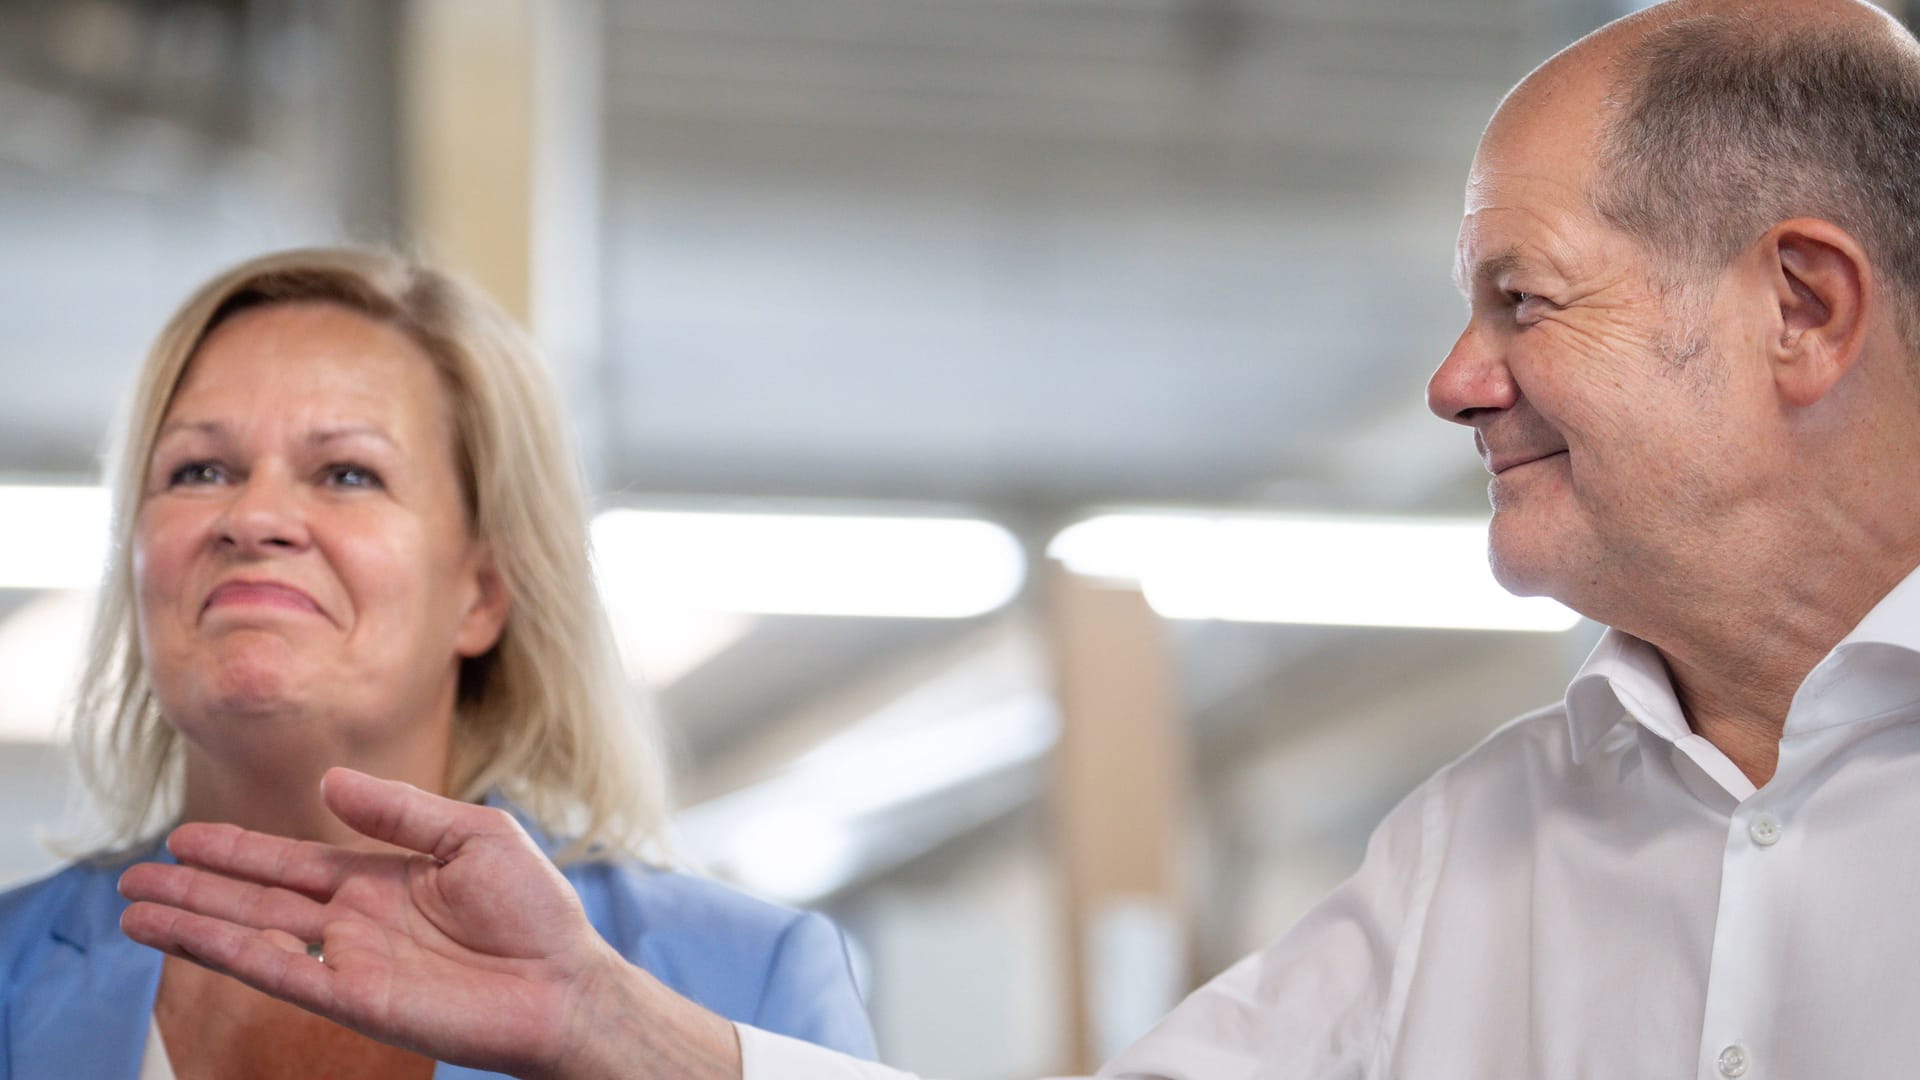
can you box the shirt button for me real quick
[1749,815,1782,847]
[1717,1043,1750,1078]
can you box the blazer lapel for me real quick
[9,859,164,1080]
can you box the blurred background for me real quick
[4,0,1895,1075]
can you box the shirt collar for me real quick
[1783,563,1920,735]
[1564,628,1687,764]
[1563,563,1920,760]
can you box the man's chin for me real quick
[1485,531,1565,600]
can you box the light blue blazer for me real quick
[0,799,876,1079]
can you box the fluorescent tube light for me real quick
[605,608,756,688]
[676,692,1058,902]
[591,510,1026,618]
[0,485,111,590]
[1049,513,1581,633]
[0,589,91,742]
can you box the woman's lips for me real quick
[203,580,321,616]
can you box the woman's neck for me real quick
[174,710,453,849]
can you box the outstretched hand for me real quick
[118,768,636,1079]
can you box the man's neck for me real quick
[1661,651,1794,786]
[1646,554,1920,788]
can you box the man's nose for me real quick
[216,470,311,554]
[1426,322,1517,426]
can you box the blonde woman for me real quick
[0,248,874,1078]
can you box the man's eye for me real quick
[167,462,224,486]
[1506,291,1554,323]
[326,464,383,490]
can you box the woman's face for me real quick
[135,301,507,766]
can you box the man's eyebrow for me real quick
[1453,248,1527,296]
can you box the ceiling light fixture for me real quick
[590,509,1026,619]
[0,485,111,590]
[1048,512,1581,633]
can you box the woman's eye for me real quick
[326,464,384,490]
[167,461,224,486]
[1509,290,1537,306]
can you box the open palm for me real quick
[119,768,623,1078]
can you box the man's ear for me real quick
[456,546,511,658]
[1761,217,1871,408]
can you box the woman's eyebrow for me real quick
[152,418,226,443]
[150,420,399,448]
[309,424,397,449]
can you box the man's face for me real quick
[1427,97,1766,619]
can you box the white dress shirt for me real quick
[740,566,1920,1080]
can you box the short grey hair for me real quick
[1592,10,1920,344]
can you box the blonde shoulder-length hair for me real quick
[72,246,671,863]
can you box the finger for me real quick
[320,767,524,862]
[119,862,330,942]
[120,902,337,1012]
[163,821,365,899]
[260,927,312,957]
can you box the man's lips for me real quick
[1486,449,1568,476]
[203,580,322,616]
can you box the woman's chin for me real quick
[188,653,316,720]
[186,626,314,703]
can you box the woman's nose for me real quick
[216,470,311,554]
[1427,322,1518,426]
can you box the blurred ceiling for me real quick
[0,0,1568,510]
[0,0,1682,901]
[596,0,1546,507]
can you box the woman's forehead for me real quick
[152,303,464,480]
[172,304,445,416]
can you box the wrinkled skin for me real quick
[120,769,635,1079]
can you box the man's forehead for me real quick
[1470,98,1604,198]
[1448,98,1612,296]
[1467,26,1615,193]
[1450,175,1591,290]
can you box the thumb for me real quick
[319,767,520,861]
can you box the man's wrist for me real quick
[545,948,743,1080]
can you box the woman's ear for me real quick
[1761,217,1871,408]
[456,547,511,658]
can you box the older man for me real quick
[115,0,1920,1077]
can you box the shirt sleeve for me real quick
[750,911,880,1059]
[1097,777,1443,1080]
[738,1025,1093,1080]
[738,1024,924,1080]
